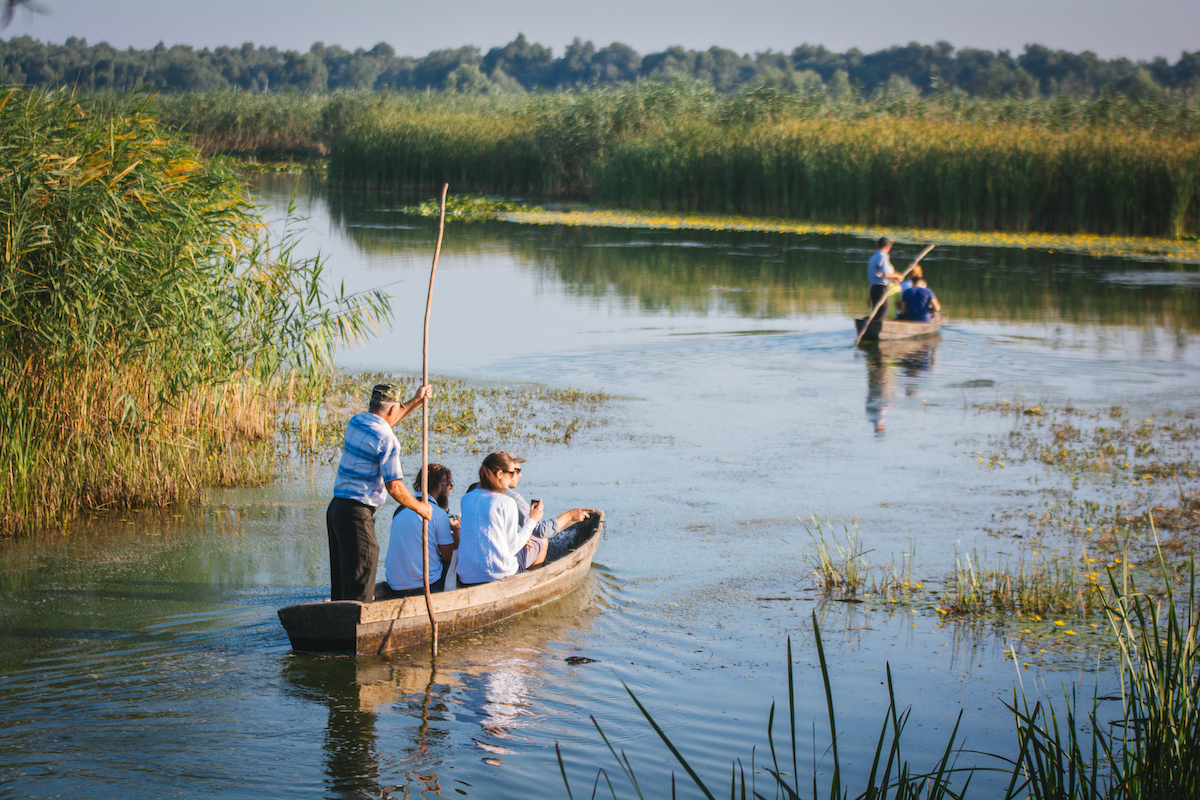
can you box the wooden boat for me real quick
[854,312,945,341]
[278,511,604,655]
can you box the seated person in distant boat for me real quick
[463,451,595,539]
[383,464,459,596]
[456,452,547,586]
[898,277,941,323]
[894,266,922,317]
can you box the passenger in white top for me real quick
[384,464,459,596]
[456,451,547,585]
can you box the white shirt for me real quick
[456,488,537,583]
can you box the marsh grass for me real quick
[564,539,1200,799]
[125,88,1200,236]
[800,515,924,605]
[319,85,1200,237]
[942,550,1105,618]
[400,193,540,221]
[0,86,388,536]
[1004,529,1200,798]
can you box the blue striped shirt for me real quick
[332,413,404,508]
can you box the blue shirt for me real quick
[901,286,936,323]
[332,412,404,508]
[385,494,454,590]
[867,249,893,285]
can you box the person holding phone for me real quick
[456,451,547,586]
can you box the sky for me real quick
[3,0,1197,63]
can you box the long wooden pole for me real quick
[853,243,936,347]
[421,184,449,657]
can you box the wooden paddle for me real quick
[421,184,449,656]
[853,243,936,347]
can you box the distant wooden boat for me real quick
[278,511,604,655]
[855,312,945,341]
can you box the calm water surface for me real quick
[1,176,1197,799]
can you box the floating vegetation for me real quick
[399,194,540,221]
[291,372,613,463]
[974,401,1199,551]
[502,207,1200,263]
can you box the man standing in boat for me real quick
[865,237,900,338]
[326,382,433,603]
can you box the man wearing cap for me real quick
[865,237,900,338]
[326,382,433,603]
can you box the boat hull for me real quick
[278,511,603,655]
[855,312,944,341]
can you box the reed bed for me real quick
[0,87,388,536]
[322,86,1199,237]
[146,91,329,157]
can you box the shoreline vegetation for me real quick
[491,204,1200,263]
[0,87,392,538]
[100,84,1200,242]
[322,87,1200,239]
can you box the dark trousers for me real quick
[866,284,890,338]
[326,497,379,602]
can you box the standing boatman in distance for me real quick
[865,237,900,338]
[326,382,433,603]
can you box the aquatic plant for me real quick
[561,622,974,800]
[1005,530,1200,798]
[943,550,1105,618]
[400,193,539,221]
[562,541,1200,798]
[295,371,612,458]
[0,87,388,536]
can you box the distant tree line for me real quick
[2,33,1198,98]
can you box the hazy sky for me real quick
[4,0,1197,63]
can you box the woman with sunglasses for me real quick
[456,451,547,586]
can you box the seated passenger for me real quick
[383,464,459,596]
[895,266,921,318]
[464,451,595,538]
[899,277,941,323]
[456,452,547,587]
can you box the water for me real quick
[1,175,1196,798]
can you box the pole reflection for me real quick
[280,575,603,797]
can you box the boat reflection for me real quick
[861,336,940,435]
[280,573,604,793]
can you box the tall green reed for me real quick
[319,85,1199,237]
[0,86,389,535]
